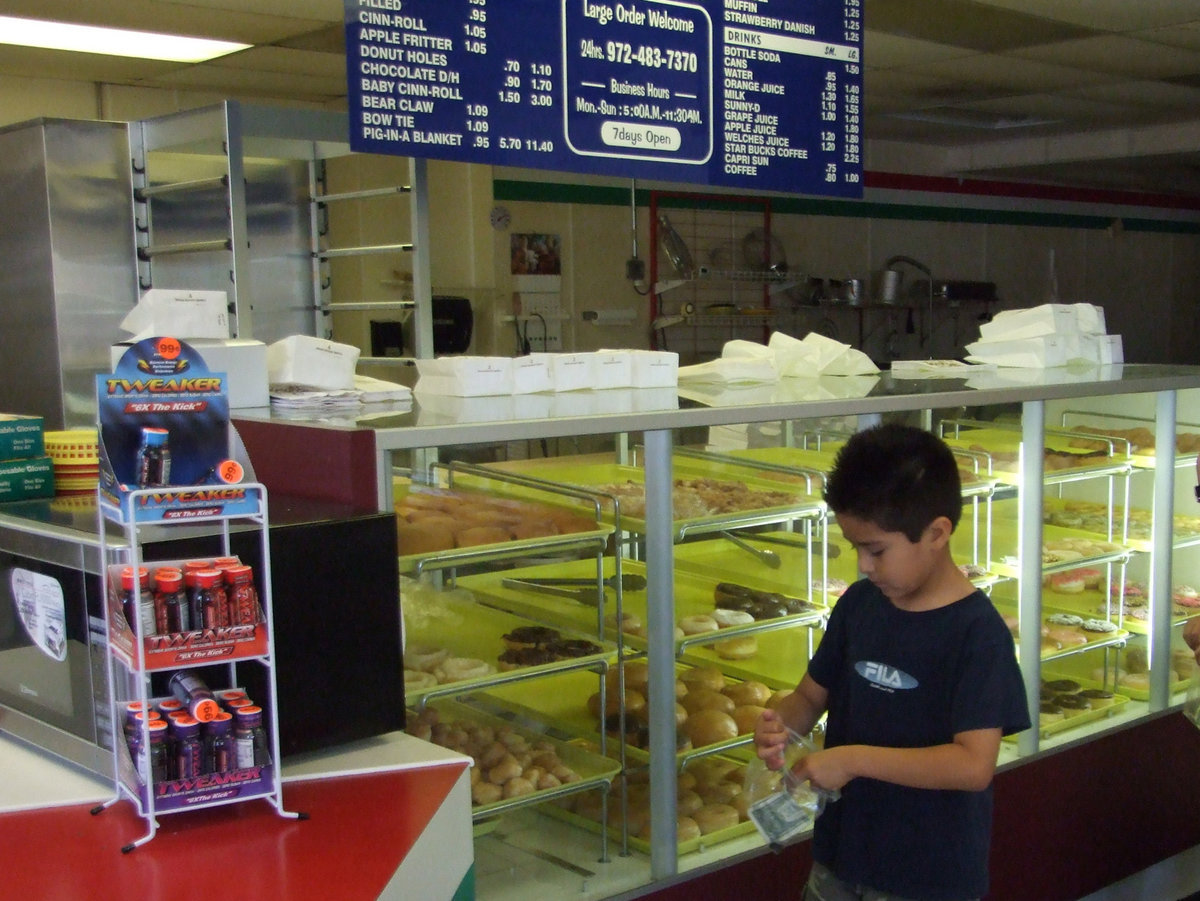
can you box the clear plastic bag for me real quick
[742,725,839,852]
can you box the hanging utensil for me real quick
[735,532,840,558]
[500,578,602,606]
[719,531,782,569]
[513,573,648,592]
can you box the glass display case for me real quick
[236,362,1200,899]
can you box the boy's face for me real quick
[835,511,948,608]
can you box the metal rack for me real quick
[129,101,434,359]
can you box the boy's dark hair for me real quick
[824,423,962,542]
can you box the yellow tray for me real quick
[468,461,821,537]
[459,556,823,687]
[1041,496,1200,552]
[538,785,757,856]
[410,698,620,820]
[402,590,614,706]
[942,428,1125,483]
[477,664,769,760]
[1008,690,1131,742]
[1040,646,1192,702]
[990,590,1129,659]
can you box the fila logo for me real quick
[855,660,919,691]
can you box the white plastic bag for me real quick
[742,726,838,851]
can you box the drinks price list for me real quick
[345,0,863,197]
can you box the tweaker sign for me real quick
[344,0,863,198]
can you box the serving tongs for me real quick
[501,578,605,606]
[719,531,781,569]
[727,531,840,558]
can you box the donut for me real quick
[693,803,740,835]
[1046,612,1084,626]
[497,647,557,670]
[1056,694,1091,716]
[679,614,719,635]
[679,688,735,716]
[714,635,759,660]
[1176,585,1199,599]
[732,704,767,734]
[502,626,561,650]
[711,608,756,628]
[1174,592,1200,609]
[1073,568,1104,589]
[1119,672,1151,691]
[436,657,495,683]
[406,643,449,672]
[546,638,602,658]
[1080,688,1114,708]
[1044,627,1088,649]
[1048,572,1085,594]
[1081,618,1118,634]
[403,669,438,692]
[1039,702,1064,725]
[1044,679,1081,694]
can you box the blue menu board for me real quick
[346,0,862,197]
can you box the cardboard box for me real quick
[122,289,231,340]
[512,355,553,394]
[625,350,678,388]
[0,413,44,460]
[0,455,54,501]
[591,351,634,389]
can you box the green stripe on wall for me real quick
[492,179,1200,235]
[452,863,475,901]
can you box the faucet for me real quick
[884,255,934,357]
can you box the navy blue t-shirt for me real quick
[806,581,1030,901]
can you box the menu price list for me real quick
[345,0,863,197]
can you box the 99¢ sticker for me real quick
[217,459,244,484]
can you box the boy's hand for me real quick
[754,708,789,770]
[1184,617,1200,666]
[791,747,854,793]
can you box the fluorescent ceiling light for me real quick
[0,15,251,63]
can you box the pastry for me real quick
[715,635,759,660]
[679,614,719,635]
[1079,688,1114,708]
[711,608,756,628]
[546,638,602,658]
[403,669,438,692]
[1046,612,1084,626]
[722,679,772,707]
[693,803,741,835]
[1044,627,1088,649]
[684,708,739,746]
[679,665,726,692]
[732,704,767,735]
[1048,572,1085,594]
[497,647,557,670]
[1080,618,1118,634]
[454,525,511,547]
[502,625,561,650]
[406,643,449,672]
[1044,679,1081,694]
[1039,702,1064,725]
[680,688,736,716]
[1119,672,1151,691]
[1056,694,1092,716]
[435,657,495,683]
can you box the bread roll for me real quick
[723,679,771,707]
[732,704,767,735]
[693,803,740,834]
[679,665,725,692]
[684,708,738,746]
[679,688,735,716]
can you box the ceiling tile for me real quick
[146,63,344,99]
[155,0,341,22]
[864,0,1097,51]
[211,45,345,78]
[972,0,1200,32]
[1011,34,1200,79]
[1065,79,1200,114]
[0,45,181,82]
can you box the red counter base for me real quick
[0,764,472,901]
[641,713,1200,901]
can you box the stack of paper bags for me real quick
[964,303,1122,368]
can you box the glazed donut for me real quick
[404,669,438,691]
[407,643,449,673]
[715,635,759,660]
[711,608,755,628]
[436,657,495,683]
[679,614,719,635]
[1044,627,1088,649]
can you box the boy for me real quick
[755,423,1030,901]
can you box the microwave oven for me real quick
[0,496,404,776]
